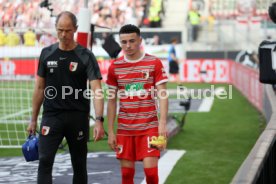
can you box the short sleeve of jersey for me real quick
[37,49,46,78]
[106,64,118,89]
[155,59,169,86]
[86,53,102,81]
[168,46,176,61]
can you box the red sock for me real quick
[121,167,135,184]
[144,167,158,184]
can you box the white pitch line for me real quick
[198,98,214,112]
[0,108,32,121]
[68,171,112,175]
[141,150,186,184]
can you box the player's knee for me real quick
[71,155,86,168]
[144,167,158,184]
[38,154,55,170]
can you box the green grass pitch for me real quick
[0,81,265,183]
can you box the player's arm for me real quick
[156,83,168,137]
[107,87,118,151]
[28,76,45,135]
[90,79,105,141]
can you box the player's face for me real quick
[56,15,77,46]
[119,32,142,59]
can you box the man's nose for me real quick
[61,31,66,37]
[126,42,131,48]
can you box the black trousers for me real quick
[37,111,89,184]
[191,25,199,41]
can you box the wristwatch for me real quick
[95,116,104,122]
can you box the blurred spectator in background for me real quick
[0,28,6,46]
[148,0,163,27]
[152,34,161,45]
[0,0,151,29]
[39,32,56,47]
[144,34,162,45]
[6,28,20,46]
[207,14,215,31]
[90,0,149,28]
[187,7,201,42]
[1,0,44,28]
[0,0,162,47]
[168,37,180,84]
[23,28,36,46]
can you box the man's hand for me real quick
[149,135,167,151]
[107,132,117,151]
[27,121,37,135]
[158,120,168,150]
[158,120,167,137]
[93,121,105,142]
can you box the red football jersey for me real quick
[106,53,168,135]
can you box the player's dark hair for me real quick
[55,11,78,28]
[119,24,140,36]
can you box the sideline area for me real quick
[0,150,185,184]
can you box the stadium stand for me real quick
[0,0,161,29]
[0,0,168,47]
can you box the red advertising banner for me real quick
[0,58,231,83]
[0,59,38,75]
[230,62,263,112]
[179,59,231,83]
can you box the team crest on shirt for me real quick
[116,145,123,154]
[141,70,150,79]
[69,62,78,72]
[41,126,50,136]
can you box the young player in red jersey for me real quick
[106,24,168,184]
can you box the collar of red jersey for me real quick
[124,52,145,63]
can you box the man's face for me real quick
[56,15,77,45]
[119,32,142,58]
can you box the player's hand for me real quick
[158,120,167,138]
[149,135,167,151]
[108,132,117,151]
[158,136,167,150]
[27,121,37,135]
[158,121,168,150]
[93,121,105,142]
